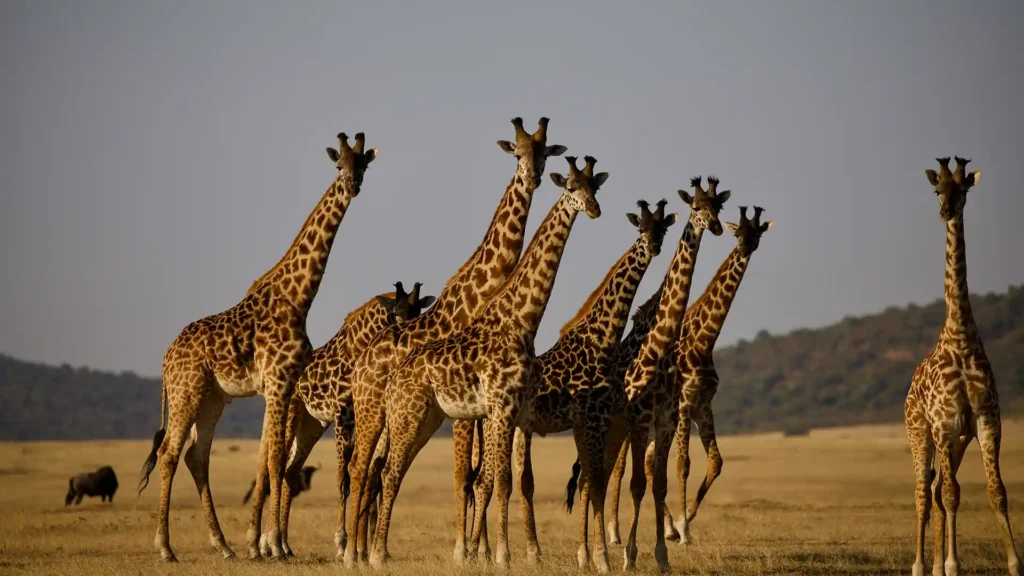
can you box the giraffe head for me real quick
[549,156,608,219]
[925,156,981,222]
[326,132,379,196]
[496,117,568,189]
[375,281,436,326]
[626,199,678,257]
[725,205,774,257]
[678,176,731,235]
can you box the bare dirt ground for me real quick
[0,421,1021,575]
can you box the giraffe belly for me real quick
[214,374,259,399]
[434,388,487,420]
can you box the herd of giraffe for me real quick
[134,119,1020,576]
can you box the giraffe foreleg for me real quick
[343,401,384,567]
[276,400,326,557]
[514,426,542,564]
[671,397,693,544]
[606,427,629,546]
[580,416,613,573]
[183,395,234,559]
[906,394,935,576]
[451,419,476,562]
[622,425,649,571]
[651,419,675,573]
[686,400,722,528]
[247,380,294,561]
[333,407,355,557]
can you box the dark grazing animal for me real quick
[65,466,119,505]
[242,463,320,505]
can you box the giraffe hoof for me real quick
[945,558,960,576]
[1009,556,1022,576]
[577,545,589,569]
[607,522,622,545]
[160,552,178,563]
[911,562,925,576]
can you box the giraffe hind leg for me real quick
[183,394,235,559]
[684,401,723,538]
[906,394,934,576]
[276,400,326,557]
[975,412,1022,576]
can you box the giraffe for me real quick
[136,132,378,562]
[264,281,436,558]
[370,155,608,568]
[906,157,1020,576]
[343,117,566,566]
[660,205,773,543]
[613,176,728,572]
[451,199,675,571]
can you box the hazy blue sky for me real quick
[2,1,1022,377]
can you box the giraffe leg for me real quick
[622,426,649,571]
[334,407,354,557]
[931,449,946,576]
[935,434,963,576]
[368,401,444,569]
[484,409,517,568]
[154,372,203,562]
[246,382,294,561]
[685,401,723,532]
[651,420,674,573]
[976,413,1022,576]
[469,418,492,562]
[514,427,542,564]
[581,417,613,573]
[672,399,693,544]
[277,401,326,558]
[572,427,592,569]
[363,428,389,558]
[183,395,235,559]
[344,399,385,567]
[452,419,475,563]
[906,395,935,576]
[606,431,629,546]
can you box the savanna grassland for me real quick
[1,423,1022,575]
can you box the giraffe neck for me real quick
[249,181,353,316]
[483,195,579,338]
[568,238,656,354]
[941,216,978,343]
[338,295,391,356]
[687,246,751,355]
[625,222,705,399]
[428,168,537,330]
[615,286,662,379]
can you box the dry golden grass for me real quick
[1,422,1022,575]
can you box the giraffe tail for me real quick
[564,459,582,513]
[137,379,168,495]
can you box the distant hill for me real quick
[1,285,1022,440]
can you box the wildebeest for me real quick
[65,465,119,505]
[242,463,320,505]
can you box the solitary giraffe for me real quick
[615,176,728,572]
[370,155,607,568]
[344,118,566,566]
[268,281,436,557]
[462,199,675,571]
[137,132,378,562]
[906,157,1020,576]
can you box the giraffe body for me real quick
[136,133,378,562]
[369,156,607,568]
[905,157,1019,576]
[343,118,565,566]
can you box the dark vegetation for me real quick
[1,285,1021,440]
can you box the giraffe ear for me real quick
[550,173,568,188]
[545,144,567,157]
[760,220,774,233]
[326,147,340,163]
[663,213,678,227]
[364,148,379,165]
[967,169,981,188]
[416,296,436,309]
[626,213,641,228]
[925,169,940,187]
[678,189,694,205]
[375,296,397,311]
[594,172,610,188]
[725,221,739,234]
[716,189,732,205]
[497,140,516,155]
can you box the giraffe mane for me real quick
[559,248,633,337]
[630,287,661,324]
